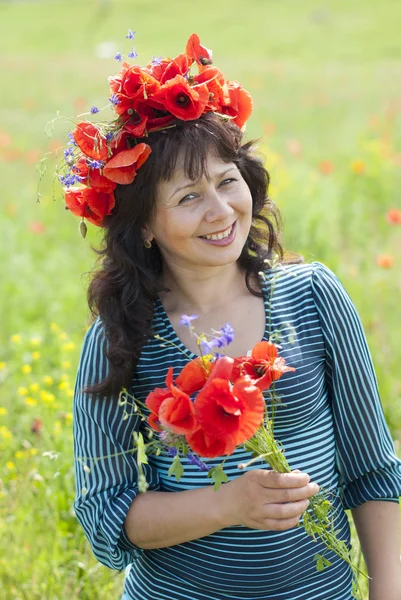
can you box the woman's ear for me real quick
[142,226,154,243]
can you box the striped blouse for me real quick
[73,261,401,600]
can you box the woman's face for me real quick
[145,153,253,272]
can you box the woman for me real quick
[70,34,401,600]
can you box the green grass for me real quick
[0,0,400,597]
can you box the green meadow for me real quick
[0,0,400,597]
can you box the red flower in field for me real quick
[176,357,209,395]
[64,187,115,226]
[221,82,253,129]
[109,64,160,116]
[29,221,46,234]
[102,143,152,185]
[376,254,394,269]
[152,75,209,121]
[186,33,213,66]
[318,160,334,175]
[72,123,109,161]
[386,208,401,225]
[159,385,198,435]
[232,341,296,391]
[74,158,116,193]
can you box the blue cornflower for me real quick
[59,173,81,187]
[90,106,99,114]
[67,132,77,146]
[105,131,114,141]
[126,29,136,39]
[219,323,235,346]
[179,314,199,327]
[128,48,138,59]
[87,159,104,170]
[109,94,119,106]
[187,453,209,472]
[200,337,218,355]
[63,147,73,159]
[167,447,178,457]
[152,56,163,65]
[114,52,123,62]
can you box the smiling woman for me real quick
[70,32,401,600]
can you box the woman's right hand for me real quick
[219,469,320,531]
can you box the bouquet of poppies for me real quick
[123,316,364,599]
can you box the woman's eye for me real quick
[179,193,197,204]
[220,178,237,186]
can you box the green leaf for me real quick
[168,455,184,482]
[207,463,229,491]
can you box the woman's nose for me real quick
[203,188,234,223]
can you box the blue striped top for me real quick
[73,261,401,600]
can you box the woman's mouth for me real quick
[199,221,237,246]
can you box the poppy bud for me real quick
[79,219,88,238]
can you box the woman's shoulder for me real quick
[263,260,337,291]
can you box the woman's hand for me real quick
[219,469,320,531]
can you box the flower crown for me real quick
[58,32,253,237]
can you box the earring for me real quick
[144,239,152,249]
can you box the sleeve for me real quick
[72,318,160,570]
[310,262,401,510]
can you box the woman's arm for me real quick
[124,469,319,549]
[352,500,401,600]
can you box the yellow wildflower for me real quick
[11,334,21,344]
[58,381,69,391]
[62,361,71,370]
[32,351,41,361]
[351,160,365,175]
[25,397,37,407]
[30,448,38,456]
[65,412,73,425]
[63,342,76,352]
[29,383,39,393]
[40,390,55,404]
[30,337,41,347]
[22,364,32,375]
[42,375,53,386]
[0,407,7,416]
[0,362,6,370]
[6,462,15,470]
[15,451,24,459]
[66,389,74,398]
[0,426,12,439]
[59,332,68,341]
[17,387,28,396]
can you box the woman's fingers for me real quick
[264,498,310,520]
[264,482,320,504]
[257,469,310,489]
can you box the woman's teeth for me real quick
[202,224,233,241]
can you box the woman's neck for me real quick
[160,262,247,316]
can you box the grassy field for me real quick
[0,0,400,598]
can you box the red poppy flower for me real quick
[232,341,296,391]
[64,187,115,226]
[159,385,198,435]
[386,208,401,225]
[109,64,160,116]
[158,54,190,85]
[102,143,152,185]
[152,75,209,121]
[176,357,209,396]
[145,368,174,431]
[73,158,116,193]
[186,33,213,66]
[135,103,175,132]
[221,82,253,129]
[194,66,227,111]
[72,122,109,161]
[186,427,235,458]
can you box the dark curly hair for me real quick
[84,112,302,397]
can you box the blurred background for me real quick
[0,0,400,598]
